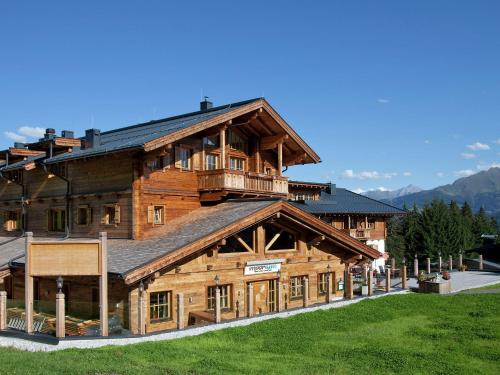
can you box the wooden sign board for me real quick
[28,241,102,276]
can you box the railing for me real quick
[345,228,371,239]
[198,169,288,195]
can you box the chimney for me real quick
[200,96,213,111]
[327,183,336,196]
[85,128,101,149]
[13,142,26,149]
[61,130,74,139]
[44,128,56,140]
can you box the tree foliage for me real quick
[386,199,499,260]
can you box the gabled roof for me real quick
[43,98,320,165]
[3,199,380,284]
[292,188,406,215]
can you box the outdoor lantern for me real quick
[277,269,281,280]
[327,264,332,273]
[214,274,220,286]
[139,280,144,294]
[56,276,64,293]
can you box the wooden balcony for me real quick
[197,169,288,197]
[345,228,371,240]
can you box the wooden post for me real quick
[402,264,408,289]
[25,232,33,334]
[367,267,373,296]
[247,283,253,317]
[56,292,65,338]
[346,272,354,300]
[479,254,483,270]
[385,266,391,292]
[326,272,332,303]
[0,291,6,331]
[391,258,396,272]
[449,255,453,272]
[220,127,226,169]
[99,232,108,337]
[426,257,431,274]
[177,293,184,330]
[277,278,282,311]
[413,255,418,279]
[459,253,463,268]
[138,287,146,335]
[277,142,283,177]
[215,286,221,323]
[302,277,309,307]
[438,255,442,272]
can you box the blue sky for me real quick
[1,1,499,192]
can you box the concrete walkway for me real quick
[406,271,500,292]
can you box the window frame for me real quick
[290,276,306,300]
[3,210,21,232]
[205,153,218,171]
[76,205,92,226]
[149,290,172,323]
[153,205,164,225]
[229,157,245,172]
[207,284,231,311]
[48,208,66,232]
[102,204,120,226]
[318,273,328,296]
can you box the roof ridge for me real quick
[341,188,406,212]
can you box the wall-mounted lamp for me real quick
[214,274,220,286]
[56,276,64,294]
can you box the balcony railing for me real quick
[345,228,371,239]
[198,169,288,195]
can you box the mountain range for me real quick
[362,167,500,221]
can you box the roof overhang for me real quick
[123,200,380,285]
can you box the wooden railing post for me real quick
[177,293,184,330]
[326,272,332,303]
[413,255,418,279]
[438,255,442,272]
[385,266,391,292]
[56,292,65,338]
[346,272,354,300]
[367,267,373,296]
[426,257,431,274]
[0,291,7,331]
[215,286,221,323]
[479,254,483,270]
[449,255,453,272]
[459,253,463,268]
[402,264,408,289]
[247,283,253,317]
[302,277,309,307]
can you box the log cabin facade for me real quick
[0,98,381,336]
[289,181,406,270]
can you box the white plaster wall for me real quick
[367,239,386,272]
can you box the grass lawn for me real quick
[0,293,499,375]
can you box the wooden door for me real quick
[253,279,277,315]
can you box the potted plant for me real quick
[442,271,450,280]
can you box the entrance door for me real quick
[253,279,277,315]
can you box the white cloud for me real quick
[377,98,390,104]
[436,172,445,177]
[403,171,412,177]
[424,140,431,144]
[18,126,45,138]
[352,188,366,194]
[4,131,27,143]
[477,162,500,171]
[342,169,397,180]
[454,169,476,178]
[461,152,477,159]
[466,142,490,151]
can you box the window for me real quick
[219,228,253,253]
[265,167,272,175]
[228,129,247,152]
[318,273,328,296]
[48,209,65,232]
[367,218,376,229]
[146,159,160,171]
[229,157,245,171]
[102,204,120,225]
[205,154,218,170]
[77,206,91,226]
[207,285,230,310]
[3,211,21,232]
[180,147,191,170]
[264,224,296,251]
[149,291,171,322]
[290,276,305,299]
[154,206,164,225]
[203,135,219,148]
[147,153,171,171]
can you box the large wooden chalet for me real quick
[289,181,405,270]
[0,98,381,336]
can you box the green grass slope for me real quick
[0,293,499,375]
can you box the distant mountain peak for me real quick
[363,184,423,200]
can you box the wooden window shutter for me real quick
[147,205,154,224]
[174,146,182,169]
[101,206,107,224]
[87,207,92,225]
[114,204,121,224]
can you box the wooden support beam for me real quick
[220,127,226,169]
[215,286,221,323]
[385,266,391,292]
[402,264,408,289]
[307,235,325,247]
[234,234,253,253]
[277,142,283,176]
[302,277,309,307]
[261,134,288,150]
[177,293,184,330]
[0,291,6,331]
[265,230,283,251]
[56,292,65,338]
[247,283,254,317]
